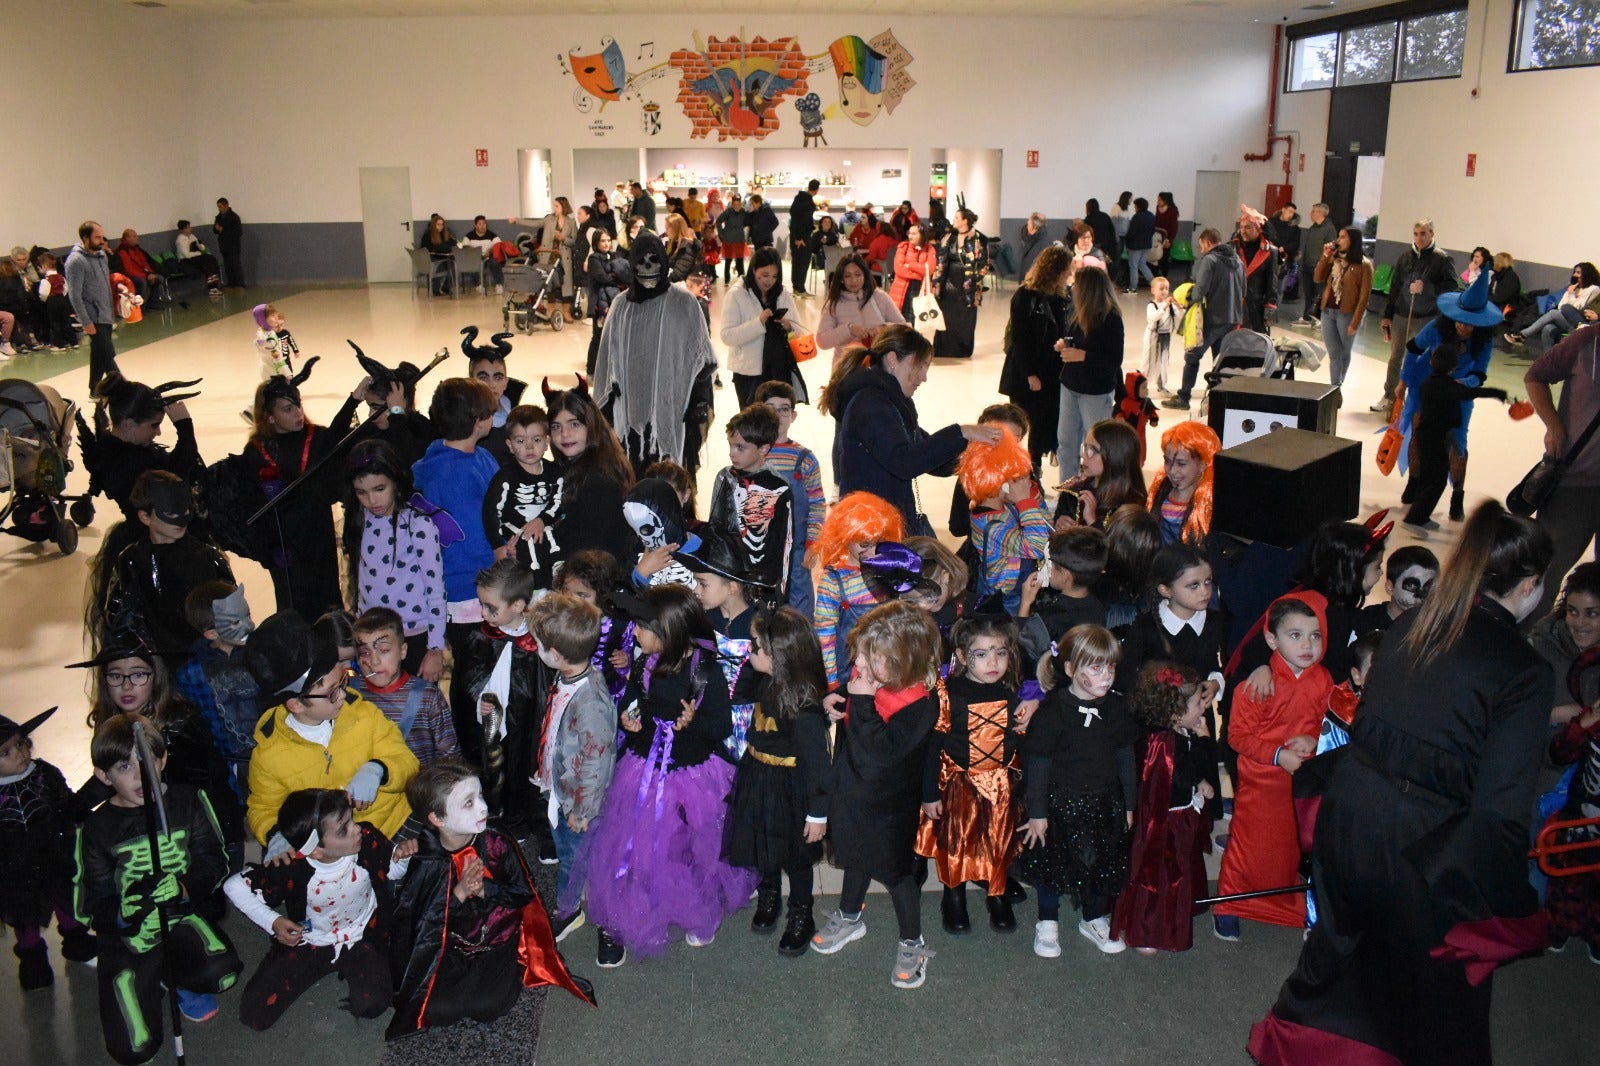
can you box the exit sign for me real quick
[1026,150,1039,168]
[1465,153,1476,177]
[475,149,488,167]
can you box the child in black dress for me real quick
[722,607,831,955]
[810,601,942,989]
[1021,624,1138,958]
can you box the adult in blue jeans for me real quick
[1123,197,1158,294]
[1162,229,1245,412]
[1055,265,1124,483]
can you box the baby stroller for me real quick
[501,256,566,334]
[1198,329,1318,418]
[0,379,95,555]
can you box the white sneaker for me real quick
[0,342,14,357]
[1078,916,1126,954]
[685,930,715,948]
[495,284,504,295]
[1033,920,1061,958]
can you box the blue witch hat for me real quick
[1437,268,1503,328]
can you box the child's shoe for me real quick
[550,910,585,944]
[777,901,815,957]
[1032,920,1062,958]
[536,836,559,865]
[1078,916,1126,954]
[985,894,1017,932]
[940,885,970,935]
[59,927,97,963]
[596,929,626,968]
[891,938,934,988]
[810,909,866,955]
[1213,914,1242,942]
[15,944,53,990]
[176,989,218,1022]
[684,930,715,948]
[1589,942,1600,966]
[751,881,782,933]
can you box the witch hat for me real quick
[861,541,942,601]
[1437,269,1503,328]
[0,707,58,747]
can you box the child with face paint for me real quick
[1019,624,1138,958]
[1355,545,1440,636]
[225,789,409,1029]
[812,492,906,687]
[389,760,594,1038]
[1145,421,1220,547]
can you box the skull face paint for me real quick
[1391,565,1436,612]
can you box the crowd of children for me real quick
[10,281,1591,1065]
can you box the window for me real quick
[1400,9,1468,80]
[1338,22,1399,85]
[1512,0,1600,72]
[1288,32,1338,91]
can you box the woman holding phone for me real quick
[1054,265,1124,484]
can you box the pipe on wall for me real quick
[1245,25,1293,167]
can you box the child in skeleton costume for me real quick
[77,715,242,1065]
[253,303,300,381]
[592,230,717,474]
[674,530,764,759]
[224,789,406,1029]
[481,404,565,590]
[708,403,796,600]
[624,477,702,591]
[389,761,594,1039]
[0,708,95,991]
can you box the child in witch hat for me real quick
[0,707,96,989]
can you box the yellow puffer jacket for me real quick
[246,691,420,844]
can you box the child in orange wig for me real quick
[1147,422,1221,546]
[959,429,1051,614]
[812,492,905,686]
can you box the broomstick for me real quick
[132,720,187,1065]
[247,347,448,525]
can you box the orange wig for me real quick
[809,491,905,569]
[957,427,1032,504]
[1147,421,1221,544]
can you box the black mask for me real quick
[628,231,669,302]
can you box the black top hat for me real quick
[244,610,341,700]
[0,706,57,747]
[672,529,751,583]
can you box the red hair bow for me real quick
[1156,667,1185,688]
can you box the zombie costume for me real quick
[1111,725,1217,951]
[535,665,617,907]
[482,459,565,589]
[76,785,242,1065]
[708,463,795,598]
[593,231,717,473]
[914,675,1023,895]
[388,824,593,1040]
[224,824,398,1029]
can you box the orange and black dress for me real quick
[915,675,1022,895]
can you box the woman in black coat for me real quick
[818,325,998,535]
[1251,503,1554,1066]
[999,245,1071,473]
[1056,265,1124,483]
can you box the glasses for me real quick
[300,684,348,704]
[106,670,153,687]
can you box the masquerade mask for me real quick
[211,585,256,644]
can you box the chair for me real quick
[452,246,484,297]
[874,244,896,291]
[1371,263,1393,296]
[408,248,437,296]
[818,244,851,286]
[986,237,1014,291]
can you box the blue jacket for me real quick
[1125,209,1157,252]
[831,366,964,527]
[411,440,499,602]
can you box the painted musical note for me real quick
[638,41,655,60]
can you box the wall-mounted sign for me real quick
[882,168,902,178]
[1026,150,1039,168]
[1465,153,1477,177]
[475,149,488,167]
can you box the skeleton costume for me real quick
[624,477,701,590]
[708,461,794,599]
[593,231,716,474]
[482,456,565,590]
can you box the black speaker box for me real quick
[1213,428,1360,549]
[1208,377,1340,448]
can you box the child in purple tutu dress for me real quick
[561,585,757,967]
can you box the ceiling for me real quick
[112,0,1390,24]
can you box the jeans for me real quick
[1057,387,1115,483]
[1524,305,1581,357]
[1320,308,1356,386]
[86,322,119,392]
[1127,248,1154,289]
[1176,321,1237,403]
[1381,313,1424,404]
[552,815,586,909]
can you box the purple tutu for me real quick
[562,749,758,956]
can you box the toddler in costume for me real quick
[813,491,904,686]
[959,427,1050,615]
[253,303,300,380]
[389,760,594,1039]
[0,708,95,990]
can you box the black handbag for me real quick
[1507,391,1600,517]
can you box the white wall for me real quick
[4,0,200,244]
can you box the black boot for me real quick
[751,879,782,934]
[777,900,815,956]
[986,893,1017,932]
[15,944,52,991]
[941,884,971,935]
[1449,489,1465,521]
[59,927,97,963]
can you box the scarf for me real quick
[1328,257,1348,306]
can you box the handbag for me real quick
[1507,339,1600,515]
[911,290,945,334]
[1375,403,1405,476]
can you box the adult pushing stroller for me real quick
[0,379,94,555]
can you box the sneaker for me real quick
[1401,519,1440,534]
[1589,942,1600,966]
[1078,916,1126,954]
[1032,920,1062,958]
[1160,397,1190,411]
[1291,317,1313,327]
[1368,398,1393,413]
[176,989,218,1022]
[891,937,934,989]
[537,836,559,865]
[596,929,626,968]
[551,910,585,944]
[1213,915,1241,942]
[0,342,15,357]
[495,284,504,295]
[684,930,715,948]
[810,909,867,955]
[1549,934,1569,953]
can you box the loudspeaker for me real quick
[1213,428,1360,549]
[1207,377,1340,448]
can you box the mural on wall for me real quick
[556,29,916,142]
[670,34,809,141]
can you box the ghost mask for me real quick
[1390,565,1436,612]
[439,777,489,837]
[628,230,669,302]
[624,478,688,549]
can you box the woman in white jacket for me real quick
[816,252,905,371]
[719,246,805,406]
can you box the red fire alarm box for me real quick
[1026,150,1039,168]
[475,149,489,167]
